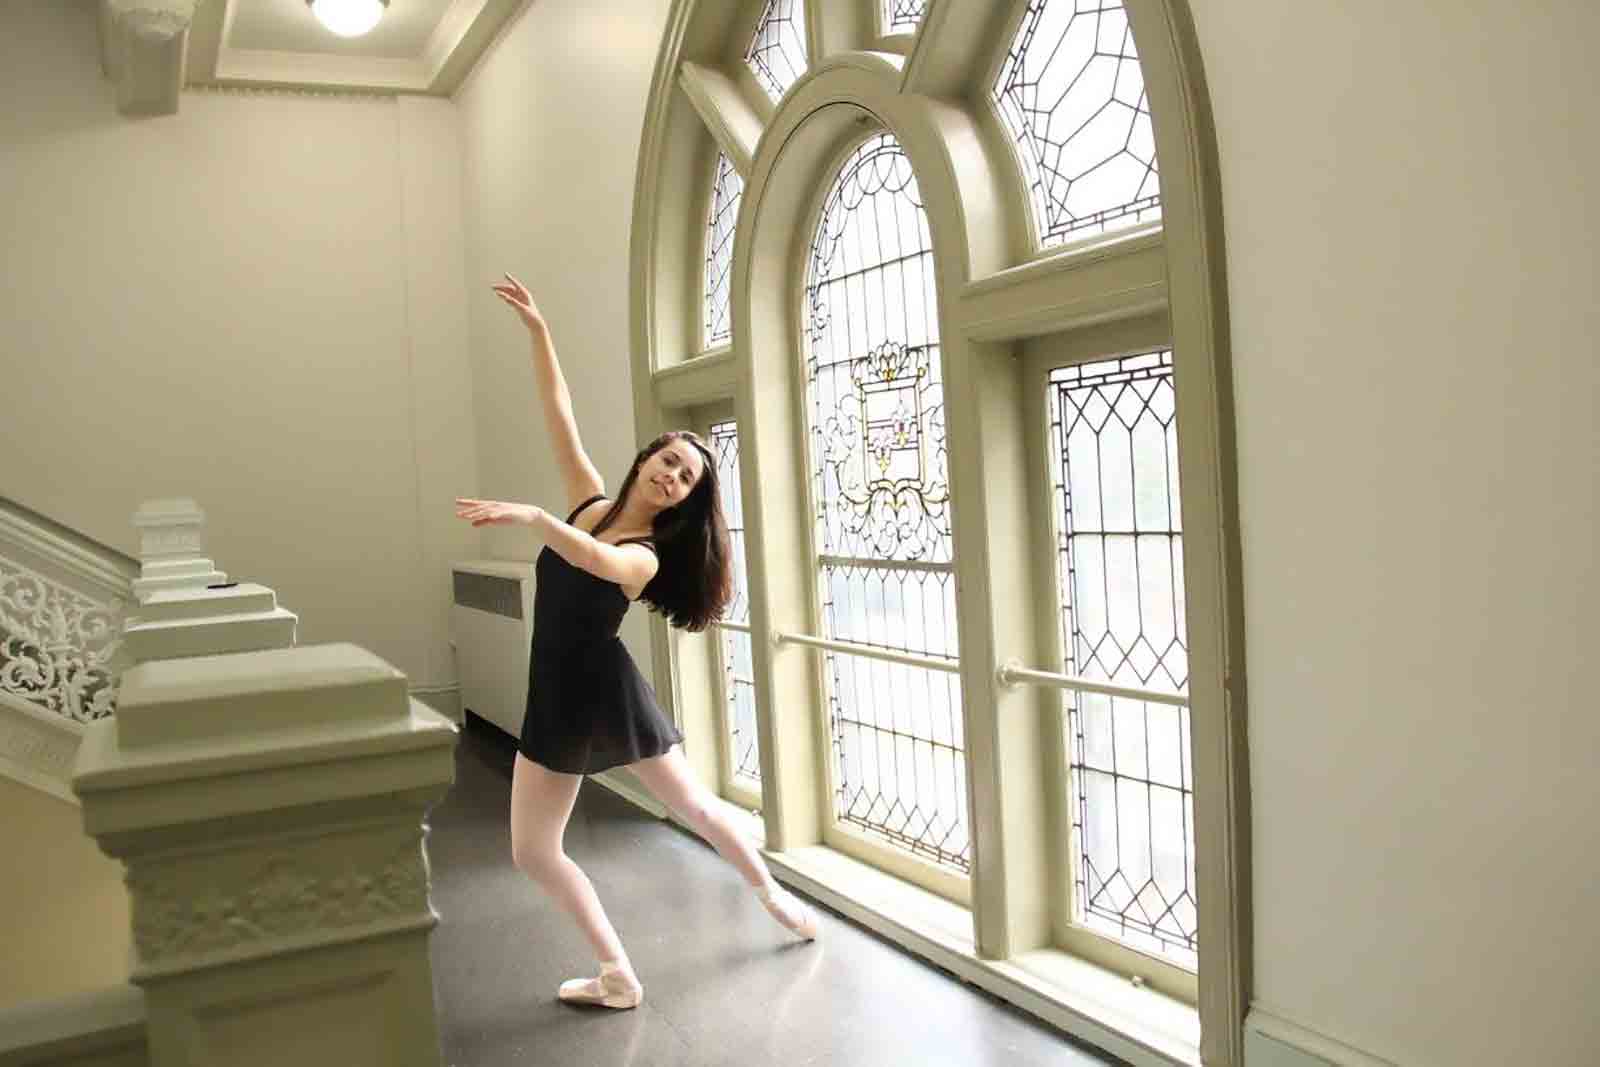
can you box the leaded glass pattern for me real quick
[1049,351,1196,970]
[993,0,1161,247]
[883,0,927,34]
[805,134,969,873]
[745,0,808,103]
[710,419,761,787]
[704,153,745,348]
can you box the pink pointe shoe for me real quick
[558,960,642,1009]
[758,882,819,941]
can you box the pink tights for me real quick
[509,747,778,965]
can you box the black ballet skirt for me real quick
[519,495,683,774]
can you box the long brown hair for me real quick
[591,430,733,631]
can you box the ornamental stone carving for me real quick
[0,559,124,723]
[132,498,207,561]
[126,831,432,964]
[105,0,198,42]
[0,709,76,773]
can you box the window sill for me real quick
[598,776,1198,1065]
[761,844,1199,1067]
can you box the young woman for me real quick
[453,273,818,1011]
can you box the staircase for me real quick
[0,497,458,1067]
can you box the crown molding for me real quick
[182,0,526,102]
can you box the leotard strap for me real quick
[565,495,608,525]
[615,536,657,555]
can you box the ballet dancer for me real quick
[454,272,817,1011]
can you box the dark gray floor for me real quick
[427,714,1125,1067]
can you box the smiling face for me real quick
[639,437,706,509]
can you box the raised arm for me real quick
[492,273,605,513]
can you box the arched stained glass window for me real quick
[745,0,808,103]
[804,134,968,874]
[993,0,1161,246]
[709,419,762,788]
[882,0,927,35]
[1049,349,1196,970]
[704,153,744,348]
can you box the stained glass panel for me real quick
[805,134,968,874]
[710,420,761,787]
[883,0,927,35]
[704,153,744,349]
[745,0,808,103]
[1050,351,1196,970]
[993,0,1162,247]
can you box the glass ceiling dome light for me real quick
[307,0,388,38]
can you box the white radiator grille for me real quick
[449,562,535,738]
[452,571,523,619]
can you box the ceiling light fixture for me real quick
[306,0,389,38]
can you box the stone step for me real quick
[128,582,278,624]
[123,607,297,665]
[140,558,218,579]
[132,570,228,597]
[113,642,411,749]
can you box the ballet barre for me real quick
[765,632,1189,707]
[770,629,961,674]
[995,661,1188,707]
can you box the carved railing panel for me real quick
[0,558,125,724]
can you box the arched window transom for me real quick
[993,0,1161,246]
[745,0,809,103]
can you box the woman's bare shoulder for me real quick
[567,495,611,533]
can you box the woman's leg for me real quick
[631,747,817,940]
[510,752,642,1002]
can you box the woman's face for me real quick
[639,439,705,509]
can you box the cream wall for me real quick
[0,0,479,691]
[4,0,1596,1063]
[1191,2,1599,1065]
[0,779,130,1009]
[452,0,675,679]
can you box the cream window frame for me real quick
[692,401,765,813]
[1020,312,1197,1006]
[629,2,1248,1063]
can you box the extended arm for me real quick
[492,274,606,512]
[453,498,658,591]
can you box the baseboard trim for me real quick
[1245,1005,1396,1067]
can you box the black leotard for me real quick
[518,495,683,773]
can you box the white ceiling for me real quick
[187,0,526,95]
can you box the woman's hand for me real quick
[454,498,544,528]
[491,273,546,333]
